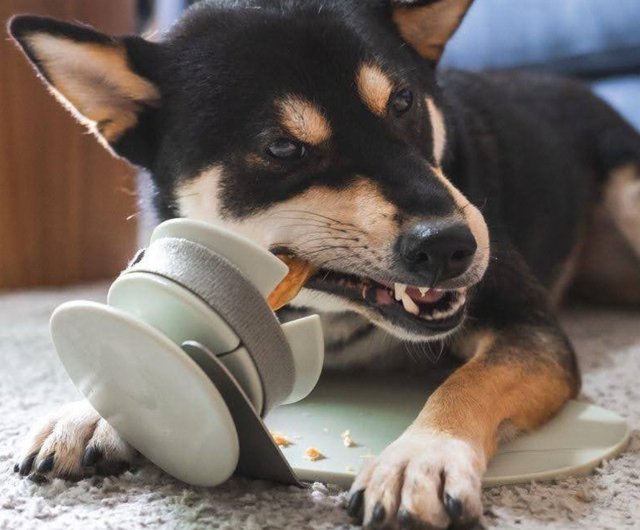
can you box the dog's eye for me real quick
[266,139,307,160]
[391,88,414,116]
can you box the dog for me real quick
[9,1,640,528]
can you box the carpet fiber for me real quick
[1,285,639,529]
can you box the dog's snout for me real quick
[399,222,477,284]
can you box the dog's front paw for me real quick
[347,431,485,529]
[14,401,135,481]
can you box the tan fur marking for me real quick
[245,153,272,169]
[575,205,638,303]
[277,96,331,145]
[451,328,495,361]
[410,338,574,457]
[392,0,473,62]
[177,165,224,221]
[496,420,521,444]
[425,97,447,163]
[356,64,393,117]
[26,34,160,143]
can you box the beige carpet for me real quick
[1,284,638,529]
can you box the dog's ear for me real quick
[8,15,161,167]
[390,0,473,63]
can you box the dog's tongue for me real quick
[376,289,395,305]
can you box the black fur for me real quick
[9,0,640,370]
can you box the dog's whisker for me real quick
[297,245,369,261]
[266,218,366,235]
[276,208,355,226]
[267,224,337,232]
[403,342,422,365]
[297,235,361,246]
[274,232,362,244]
[269,239,364,257]
[275,209,368,233]
[266,217,334,228]
[313,251,369,270]
[428,341,446,364]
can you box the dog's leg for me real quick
[348,250,580,529]
[573,163,640,306]
[14,401,135,481]
[604,164,640,258]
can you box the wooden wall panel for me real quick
[0,0,139,289]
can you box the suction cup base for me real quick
[50,301,240,487]
[265,373,630,487]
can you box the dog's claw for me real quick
[19,453,37,476]
[95,459,130,477]
[13,463,19,473]
[444,493,463,522]
[351,432,484,529]
[37,453,55,474]
[347,489,365,521]
[371,501,386,526]
[397,507,415,529]
[452,522,484,530]
[14,401,135,482]
[82,446,102,468]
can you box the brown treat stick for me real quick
[267,256,315,310]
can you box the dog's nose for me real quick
[399,222,477,283]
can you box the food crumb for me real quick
[304,447,325,461]
[341,429,357,447]
[574,490,594,503]
[271,432,291,447]
[345,465,355,474]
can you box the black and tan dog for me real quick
[9,1,640,528]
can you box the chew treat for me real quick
[267,256,315,310]
[271,432,291,448]
[304,447,325,461]
[341,430,357,448]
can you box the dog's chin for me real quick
[297,270,469,342]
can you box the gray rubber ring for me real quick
[124,237,294,415]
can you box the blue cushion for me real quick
[441,0,640,77]
[592,76,640,132]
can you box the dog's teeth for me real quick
[394,283,407,302]
[451,292,466,312]
[401,292,420,315]
[419,287,430,296]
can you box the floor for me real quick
[0,284,638,529]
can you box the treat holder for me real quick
[50,219,323,487]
